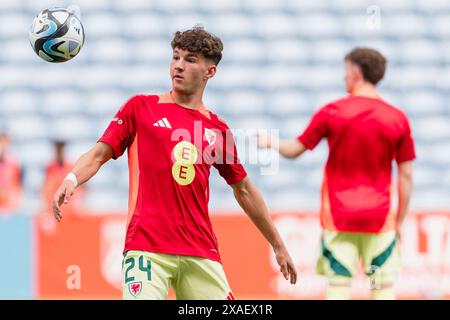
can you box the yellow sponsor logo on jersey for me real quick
[172,141,197,185]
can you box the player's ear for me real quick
[204,64,217,80]
[354,64,364,82]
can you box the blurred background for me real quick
[0,0,449,299]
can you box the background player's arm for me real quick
[231,177,297,284]
[257,133,307,159]
[52,142,113,221]
[396,160,413,236]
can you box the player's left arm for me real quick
[231,176,298,284]
[395,116,416,239]
[257,133,307,159]
[396,161,413,239]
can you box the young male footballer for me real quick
[258,48,415,300]
[52,27,297,300]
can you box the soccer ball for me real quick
[29,7,85,63]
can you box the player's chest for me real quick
[136,107,221,156]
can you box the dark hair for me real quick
[171,26,223,65]
[345,47,387,85]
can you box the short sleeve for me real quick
[212,125,247,185]
[98,96,138,159]
[297,105,329,150]
[395,117,416,164]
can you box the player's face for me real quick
[170,48,216,95]
[344,61,360,93]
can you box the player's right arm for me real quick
[52,142,113,221]
[257,133,307,159]
[257,105,328,158]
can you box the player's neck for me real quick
[350,82,380,99]
[170,90,204,110]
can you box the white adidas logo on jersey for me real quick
[153,117,172,129]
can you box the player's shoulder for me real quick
[120,94,159,111]
[313,96,351,114]
[127,94,159,104]
[331,95,409,119]
[376,98,411,122]
[327,95,361,108]
[207,110,231,130]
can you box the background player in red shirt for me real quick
[258,48,415,299]
[42,140,84,215]
[52,27,297,299]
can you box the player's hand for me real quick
[52,180,75,222]
[274,246,298,284]
[256,132,274,149]
[396,218,404,241]
[396,224,402,242]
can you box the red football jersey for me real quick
[99,93,247,262]
[298,96,416,233]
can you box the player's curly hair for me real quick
[345,47,387,85]
[171,26,223,65]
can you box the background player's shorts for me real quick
[316,230,400,286]
[122,250,234,300]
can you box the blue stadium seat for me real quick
[284,0,328,13]
[1,40,36,63]
[382,15,429,39]
[41,91,84,116]
[0,90,38,116]
[241,0,284,13]
[225,39,265,64]
[283,116,311,138]
[266,39,309,64]
[14,141,53,169]
[376,0,419,12]
[311,41,349,64]
[214,66,262,90]
[0,0,448,211]
[112,0,155,13]
[255,14,299,39]
[7,116,49,142]
[153,0,198,13]
[403,91,446,116]
[84,90,128,117]
[68,0,111,12]
[268,91,311,116]
[412,116,450,142]
[415,0,450,12]
[399,40,442,64]
[124,14,167,39]
[209,14,257,39]
[331,0,374,13]
[431,14,450,39]
[0,14,30,40]
[297,14,341,38]
[50,116,96,141]
[197,0,241,14]
[83,13,122,38]
[88,38,129,63]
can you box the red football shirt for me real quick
[99,93,247,262]
[298,96,416,233]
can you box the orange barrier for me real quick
[36,211,450,299]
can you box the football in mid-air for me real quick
[29,7,85,63]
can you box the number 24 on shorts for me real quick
[124,255,152,283]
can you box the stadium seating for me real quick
[0,0,448,213]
